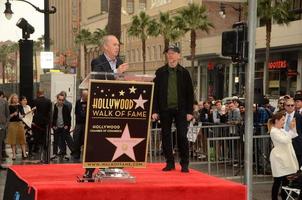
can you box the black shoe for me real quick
[63,156,70,161]
[0,165,7,170]
[83,169,94,179]
[181,166,189,173]
[50,155,58,160]
[22,153,28,160]
[73,155,80,160]
[162,164,175,171]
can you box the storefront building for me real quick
[194,19,302,101]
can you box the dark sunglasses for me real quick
[286,104,295,107]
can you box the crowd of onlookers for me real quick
[1,89,302,164]
[0,89,89,169]
[189,91,302,200]
[191,90,302,128]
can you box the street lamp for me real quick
[219,3,243,22]
[4,0,13,20]
[3,0,56,51]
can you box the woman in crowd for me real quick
[6,94,27,160]
[269,111,299,200]
[19,96,35,157]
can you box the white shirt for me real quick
[104,53,117,73]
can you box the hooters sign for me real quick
[268,60,288,70]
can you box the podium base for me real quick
[77,168,136,183]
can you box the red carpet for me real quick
[6,163,246,200]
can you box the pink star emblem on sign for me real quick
[133,94,148,110]
[106,124,145,161]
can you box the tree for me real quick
[148,11,182,53]
[174,3,213,82]
[33,36,44,82]
[0,43,18,84]
[91,28,107,46]
[128,11,155,74]
[107,0,121,40]
[75,29,93,78]
[257,0,294,94]
[7,43,19,83]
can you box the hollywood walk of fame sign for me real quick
[83,80,154,168]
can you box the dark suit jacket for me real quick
[32,96,52,126]
[91,54,123,73]
[293,111,302,155]
[153,64,194,115]
[52,103,71,128]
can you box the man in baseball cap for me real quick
[153,44,194,173]
[164,45,181,53]
[294,93,302,114]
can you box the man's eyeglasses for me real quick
[286,104,295,107]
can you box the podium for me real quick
[79,72,154,182]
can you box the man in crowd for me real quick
[32,90,52,162]
[227,100,241,124]
[211,100,227,124]
[199,101,211,124]
[51,93,73,161]
[58,91,72,157]
[284,98,302,167]
[73,90,88,160]
[60,91,72,112]
[152,45,194,173]
[0,91,9,170]
[295,93,302,114]
[85,35,129,178]
[294,94,302,166]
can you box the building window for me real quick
[159,45,162,59]
[132,49,136,62]
[127,0,134,14]
[147,47,151,61]
[100,0,109,13]
[153,46,157,60]
[128,50,131,62]
[137,49,141,62]
[292,0,302,20]
[151,0,171,8]
[139,0,146,10]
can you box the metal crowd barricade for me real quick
[148,123,272,183]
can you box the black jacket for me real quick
[153,64,194,114]
[75,98,87,124]
[32,96,52,126]
[91,54,123,73]
[52,103,71,128]
[292,111,302,155]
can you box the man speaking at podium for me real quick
[84,35,128,178]
[91,35,128,74]
[152,45,194,173]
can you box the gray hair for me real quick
[102,35,118,47]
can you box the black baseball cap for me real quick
[294,93,302,101]
[164,45,180,53]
